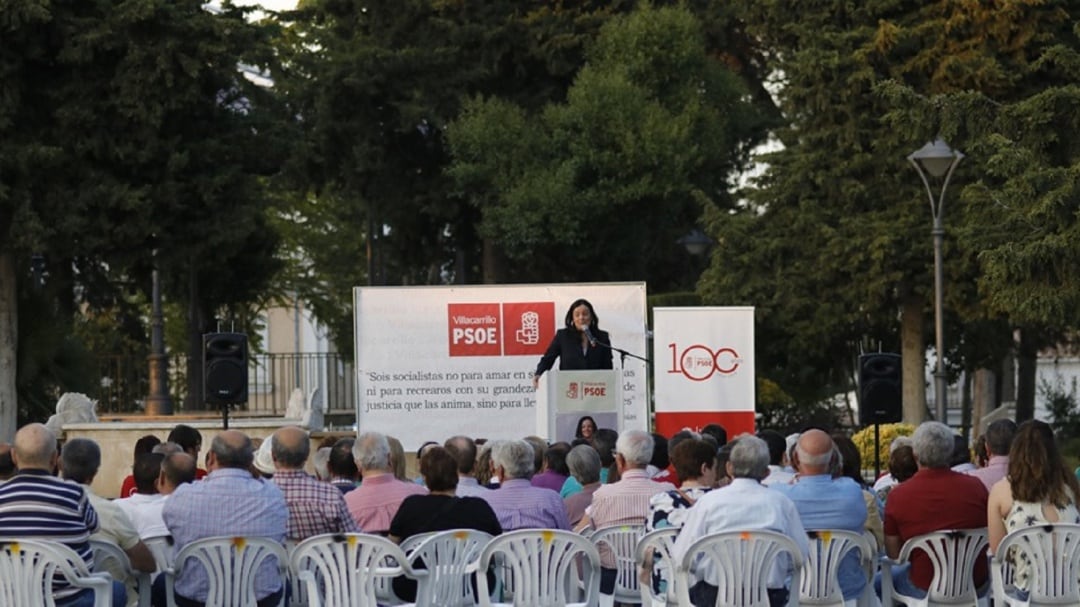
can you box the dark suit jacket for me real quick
[534,327,613,377]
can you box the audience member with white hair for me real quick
[672,434,809,607]
[482,439,570,531]
[343,432,427,534]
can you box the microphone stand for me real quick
[591,339,651,370]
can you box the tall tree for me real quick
[446,4,767,290]
[0,0,287,428]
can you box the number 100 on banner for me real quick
[652,307,755,414]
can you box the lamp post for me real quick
[678,229,713,256]
[144,253,173,415]
[908,139,964,424]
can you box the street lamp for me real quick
[144,251,173,415]
[908,139,964,424]
[678,229,713,256]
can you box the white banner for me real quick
[652,307,756,414]
[354,283,648,449]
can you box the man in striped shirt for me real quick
[0,423,126,607]
[578,429,675,597]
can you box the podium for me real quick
[537,369,622,442]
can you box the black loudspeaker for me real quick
[859,353,902,425]
[203,333,248,406]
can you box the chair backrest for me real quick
[289,532,409,607]
[408,529,493,607]
[0,538,113,607]
[897,528,988,604]
[991,523,1080,605]
[590,524,645,603]
[401,531,440,555]
[166,536,288,607]
[675,530,805,607]
[634,527,679,605]
[90,538,155,607]
[477,529,601,607]
[799,529,874,606]
[143,535,174,574]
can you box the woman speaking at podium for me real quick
[532,298,613,388]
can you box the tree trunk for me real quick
[482,238,506,284]
[0,252,16,441]
[185,268,206,411]
[1015,327,1037,422]
[972,367,996,433]
[901,295,928,424]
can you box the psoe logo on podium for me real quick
[565,382,580,400]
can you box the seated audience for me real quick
[645,438,717,597]
[483,439,570,531]
[312,446,332,481]
[344,432,426,534]
[387,435,408,481]
[700,423,727,447]
[877,445,916,506]
[0,424,128,607]
[672,435,809,607]
[832,433,885,548]
[388,446,501,601]
[563,445,603,527]
[167,424,207,480]
[271,426,359,541]
[967,419,1016,491]
[158,430,287,607]
[327,437,359,494]
[646,432,670,480]
[532,442,570,492]
[988,420,1080,596]
[879,422,988,601]
[115,452,168,539]
[774,430,868,603]
[61,439,156,602]
[444,435,491,497]
[759,429,795,486]
[950,434,977,472]
[593,428,619,484]
[119,434,161,498]
[872,436,913,493]
[581,430,676,597]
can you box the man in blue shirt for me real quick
[772,429,869,602]
[157,430,288,607]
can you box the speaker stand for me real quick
[873,423,881,480]
[221,404,231,430]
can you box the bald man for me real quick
[0,424,127,606]
[271,426,359,541]
[158,430,287,607]
[771,429,869,602]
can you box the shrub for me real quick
[852,423,915,470]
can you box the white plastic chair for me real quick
[0,538,113,607]
[90,538,153,607]
[406,529,493,606]
[881,528,988,607]
[590,524,645,605]
[163,536,288,607]
[143,535,174,574]
[674,529,805,607]
[800,529,875,607]
[477,529,601,607]
[634,527,679,606]
[990,523,1080,606]
[289,532,410,607]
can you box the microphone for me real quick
[582,326,597,347]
